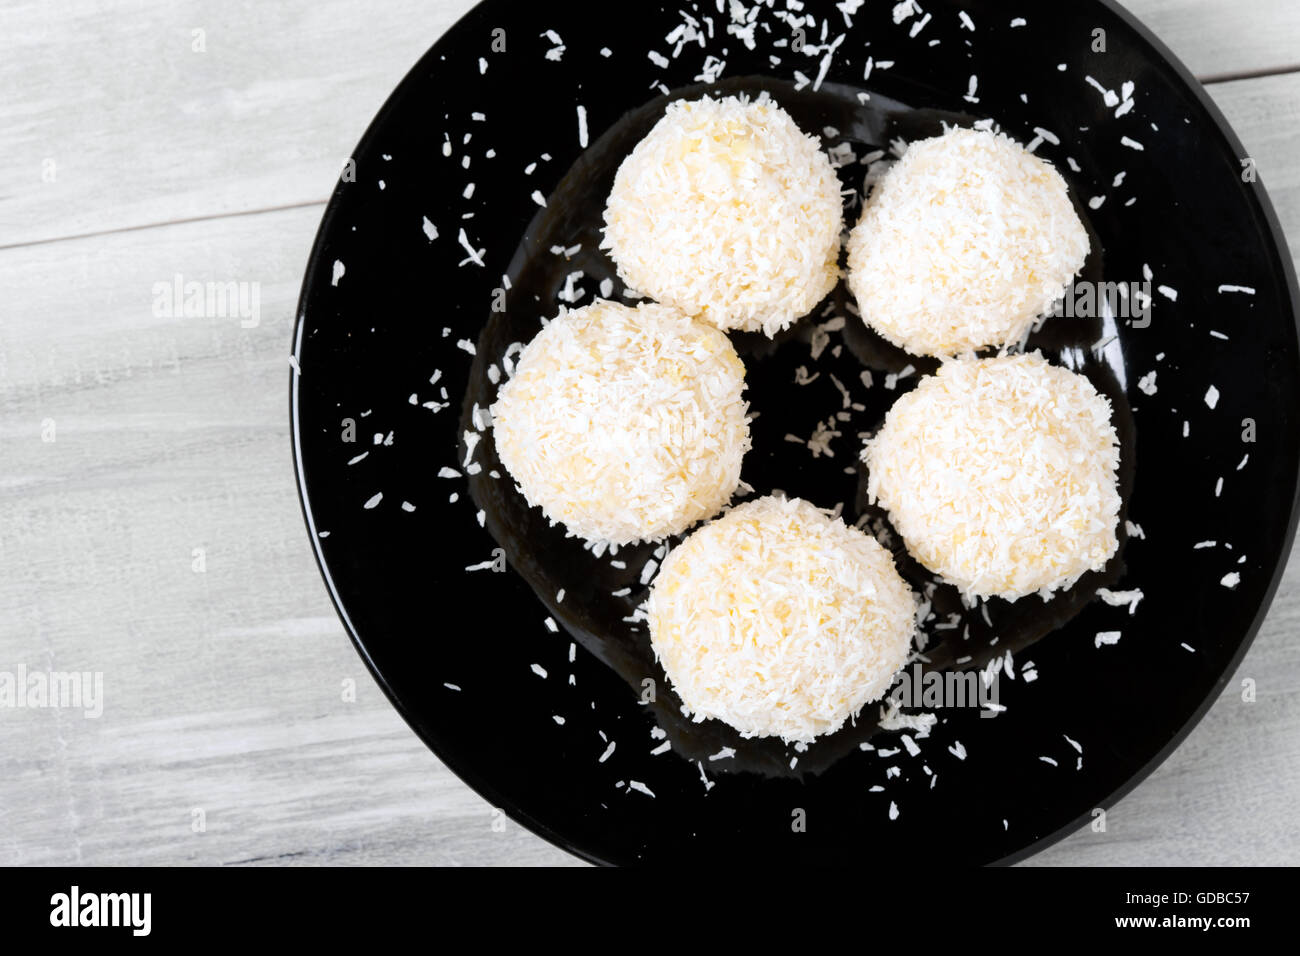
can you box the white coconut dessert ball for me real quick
[646,495,917,743]
[863,353,1120,601]
[846,127,1090,357]
[489,300,750,546]
[601,93,844,337]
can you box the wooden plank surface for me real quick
[0,1,1298,867]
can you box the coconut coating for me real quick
[489,300,750,545]
[863,353,1120,600]
[647,496,917,743]
[847,128,1089,357]
[602,94,843,337]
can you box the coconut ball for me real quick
[601,93,843,337]
[863,353,1120,601]
[489,300,750,546]
[846,127,1089,357]
[646,495,917,743]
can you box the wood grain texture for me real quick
[0,1,1297,867]
[2,0,1298,247]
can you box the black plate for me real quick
[292,0,1300,864]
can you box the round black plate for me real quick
[292,0,1300,864]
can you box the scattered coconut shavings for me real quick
[576,104,589,148]
[444,682,460,691]
[627,780,655,798]
[888,801,900,820]
[1033,126,1061,147]
[837,0,866,28]
[1204,385,1220,409]
[1221,571,1241,589]
[1157,285,1178,301]
[892,1,919,25]
[949,741,967,760]
[1039,756,1058,767]
[806,418,842,458]
[331,260,345,286]
[456,228,485,267]
[542,30,566,60]
[1097,588,1144,615]
[1085,75,1119,107]
[639,559,659,585]
[1218,284,1256,294]
[598,741,616,762]
[1095,630,1122,647]
[530,663,547,678]
[1180,642,1196,653]
[878,701,937,738]
[362,492,382,509]
[1137,371,1157,395]
[1120,136,1144,151]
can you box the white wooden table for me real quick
[2,0,1297,866]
